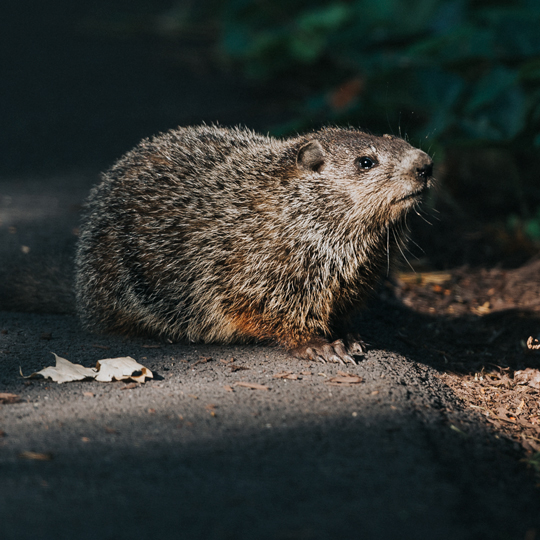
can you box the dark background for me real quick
[0,0,289,175]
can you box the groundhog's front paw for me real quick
[290,336,365,364]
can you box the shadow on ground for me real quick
[1,309,540,540]
[1,413,536,540]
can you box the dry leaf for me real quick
[95,357,152,383]
[329,77,363,110]
[273,371,297,379]
[21,354,96,383]
[83,391,94,397]
[326,372,364,386]
[472,301,491,315]
[0,393,22,404]
[223,385,234,392]
[121,382,138,390]
[514,368,540,389]
[191,356,212,367]
[18,451,53,461]
[21,354,152,384]
[230,365,250,372]
[235,382,269,391]
[206,404,218,417]
[398,271,452,285]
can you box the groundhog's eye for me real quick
[356,156,377,170]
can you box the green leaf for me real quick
[465,67,517,114]
[222,25,251,56]
[519,59,540,82]
[460,89,526,142]
[525,219,540,240]
[296,3,350,33]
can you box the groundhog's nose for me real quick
[416,162,433,182]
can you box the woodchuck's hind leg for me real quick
[290,336,366,364]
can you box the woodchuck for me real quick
[75,125,434,363]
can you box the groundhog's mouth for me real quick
[398,186,428,204]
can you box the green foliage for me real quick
[218,0,540,150]
[524,452,540,474]
[508,207,540,241]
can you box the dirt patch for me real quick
[388,258,540,465]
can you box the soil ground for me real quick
[1,2,540,539]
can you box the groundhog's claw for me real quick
[303,346,326,364]
[329,340,355,364]
[346,333,367,355]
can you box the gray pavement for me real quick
[0,310,538,540]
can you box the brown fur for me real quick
[75,125,433,358]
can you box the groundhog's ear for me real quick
[296,141,325,172]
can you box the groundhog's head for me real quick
[295,127,434,225]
